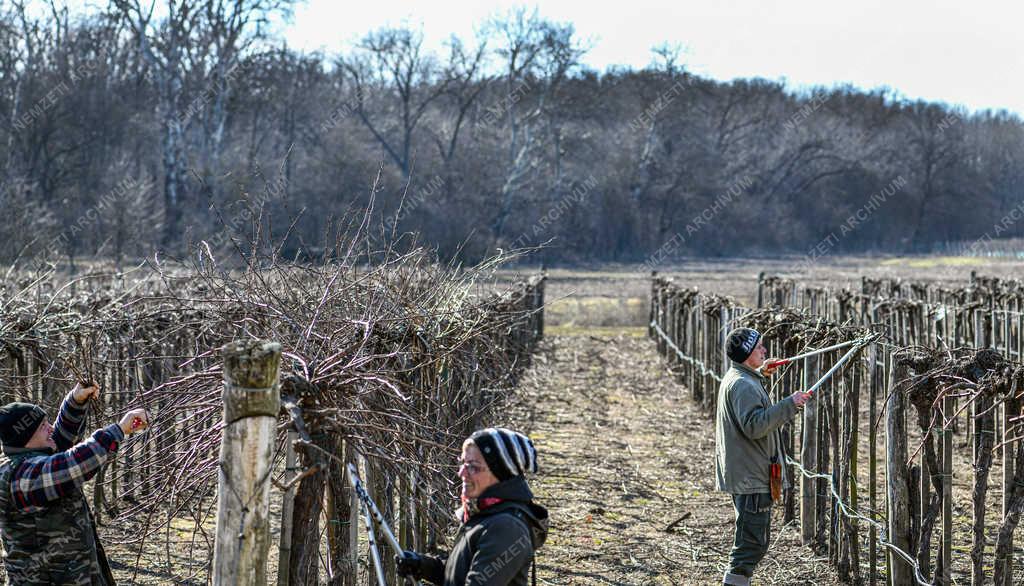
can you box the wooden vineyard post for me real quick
[869,307,882,586]
[1011,300,1023,583]
[366,459,397,586]
[703,304,712,412]
[649,272,658,339]
[675,300,686,386]
[827,348,840,559]
[663,293,671,370]
[840,347,863,582]
[325,434,356,586]
[350,442,364,582]
[971,393,995,586]
[940,393,953,586]
[757,271,765,308]
[696,300,704,411]
[800,290,821,546]
[801,350,819,546]
[702,300,712,412]
[720,307,729,379]
[277,430,297,586]
[999,391,1014,586]
[886,353,912,586]
[213,340,281,586]
[536,272,545,339]
[659,283,669,357]
[696,299,706,403]
[970,302,993,586]
[782,344,797,523]
[689,303,700,401]
[400,468,414,567]
[997,300,1022,586]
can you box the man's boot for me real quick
[722,571,750,586]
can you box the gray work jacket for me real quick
[714,362,798,494]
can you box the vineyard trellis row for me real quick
[649,271,1024,585]
[0,258,545,584]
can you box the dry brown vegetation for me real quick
[4,255,1024,584]
[0,235,543,584]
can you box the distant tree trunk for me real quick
[161,114,186,246]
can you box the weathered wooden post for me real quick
[326,436,357,586]
[536,271,546,339]
[800,350,819,546]
[649,271,659,339]
[940,393,953,586]
[997,301,1021,586]
[704,303,716,412]
[720,306,729,377]
[968,302,994,586]
[674,300,686,386]
[692,301,700,403]
[213,340,281,586]
[756,271,765,308]
[886,353,912,586]
[277,430,298,586]
[800,293,820,546]
[667,293,678,371]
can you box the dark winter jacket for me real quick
[420,476,548,586]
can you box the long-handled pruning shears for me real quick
[347,463,422,586]
[761,332,879,371]
[784,332,881,397]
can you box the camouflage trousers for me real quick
[4,560,99,585]
[728,492,772,578]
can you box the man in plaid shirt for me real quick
[0,383,148,584]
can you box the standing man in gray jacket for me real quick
[716,327,809,586]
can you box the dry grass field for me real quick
[502,254,1021,332]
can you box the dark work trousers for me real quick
[729,493,772,577]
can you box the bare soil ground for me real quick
[512,257,1024,585]
[504,255,1024,330]
[510,330,841,585]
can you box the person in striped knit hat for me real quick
[397,427,549,585]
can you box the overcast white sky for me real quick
[280,0,1023,116]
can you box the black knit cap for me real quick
[726,327,762,363]
[0,402,47,449]
[469,428,538,481]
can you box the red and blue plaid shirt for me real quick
[4,390,123,513]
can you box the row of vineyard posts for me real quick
[0,269,545,584]
[649,270,1024,585]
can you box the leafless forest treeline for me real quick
[2,2,1023,267]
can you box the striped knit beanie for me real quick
[469,428,538,481]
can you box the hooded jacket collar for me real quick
[456,475,549,548]
[478,475,534,502]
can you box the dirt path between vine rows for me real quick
[511,331,841,585]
